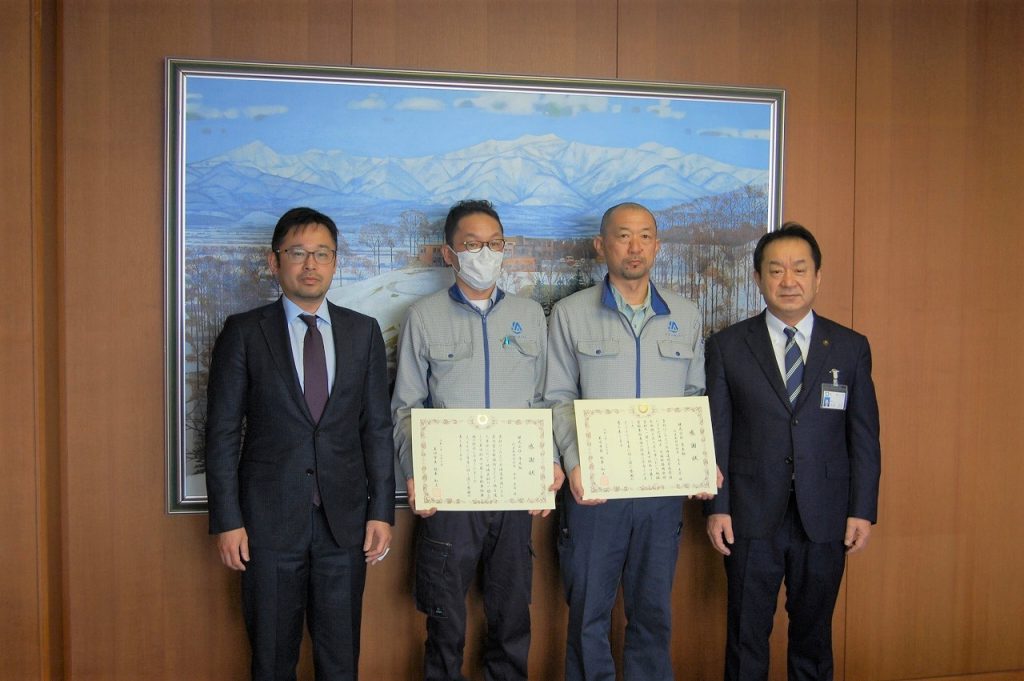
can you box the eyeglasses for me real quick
[275,247,337,265]
[461,239,507,253]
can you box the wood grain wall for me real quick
[2,0,61,679]
[849,2,1024,680]
[1,0,44,677]
[4,1,1022,679]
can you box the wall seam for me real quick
[844,1,860,679]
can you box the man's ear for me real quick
[441,244,458,270]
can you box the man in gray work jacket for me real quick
[545,202,713,681]
[392,199,565,681]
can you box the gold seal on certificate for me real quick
[573,396,717,499]
[411,408,556,511]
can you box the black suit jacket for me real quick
[704,311,880,543]
[205,297,395,550]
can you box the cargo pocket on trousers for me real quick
[414,535,452,619]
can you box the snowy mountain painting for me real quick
[166,61,784,508]
[185,134,769,240]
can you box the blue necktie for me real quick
[784,326,804,406]
[300,314,327,505]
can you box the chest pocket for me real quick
[428,341,473,362]
[657,339,693,360]
[507,337,540,357]
[576,339,620,358]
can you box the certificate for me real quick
[412,408,555,511]
[574,396,717,499]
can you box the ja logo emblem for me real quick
[668,320,679,334]
[511,321,523,335]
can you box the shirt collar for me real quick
[282,295,331,325]
[765,309,813,339]
[609,281,651,317]
[447,282,504,308]
[599,275,671,315]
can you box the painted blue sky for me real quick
[185,74,776,168]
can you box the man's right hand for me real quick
[217,527,249,570]
[706,513,734,556]
[568,466,605,506]
[406,478,437,517]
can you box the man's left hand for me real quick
[364,520,393,565]
[844,517,872,554]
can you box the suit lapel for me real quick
[796,313,834,413]
[324,303,353,416]
[744,313,793,411]
[259,298,310,420]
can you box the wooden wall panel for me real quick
[1,0,61,679]
[352,0,617,77]
[850,2,1024,680]
[901,674,1024,681]
[0,1,45,678]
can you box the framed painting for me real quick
[165,58,784,512]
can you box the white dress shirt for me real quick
[281,295,336,393]
[764,309,814,383]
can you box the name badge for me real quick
[820,368,848,411]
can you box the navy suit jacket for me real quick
[704,311,880,543]
[205,297,395,550]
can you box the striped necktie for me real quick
[784,326,804,405]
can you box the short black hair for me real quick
[443,200,503,248]
[753,221,822,274]
[271,207,339,253]
[599,202,657,236]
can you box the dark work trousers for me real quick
[241,504,367,681]
[414,510,533,681]
[558,493,684,681]
[723,492,847,681]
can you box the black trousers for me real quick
[724,493,847,681]
[242,504,367,681]
[414,510,533,681]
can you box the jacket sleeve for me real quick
[390,305,430,482]
[684,309,706,397]
[544,301,582,472]
[529,305,560,463]
[703,331,733,516]
[361,318,396,525]
[204,315,247,534]
[846,336,881,523]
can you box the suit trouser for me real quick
[558,494,683,681]
[723,493,847,681]
[414,510,533,681]
[242,504,367,681]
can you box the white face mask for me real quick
[452,246,504,292]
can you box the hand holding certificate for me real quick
[574,396,717,500]
[411,408,556,511]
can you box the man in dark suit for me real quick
[704,222,881,681]
[205,207,395,681]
